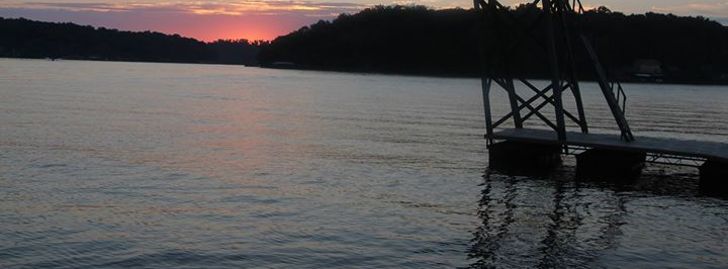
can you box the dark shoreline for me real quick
[5,57,727,86]
[260,64,728,86]
[257,6,728,88]
[5,57,728,86]
[0,56,257,67]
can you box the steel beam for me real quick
[542,0,568,143]
[481,77,494,144]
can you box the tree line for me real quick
[258,5,728,84]
[0,17,265,65]
[3,6,728,84]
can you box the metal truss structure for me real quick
[644,153,706,168]
[474,0,634,147]
[563,145,707,167]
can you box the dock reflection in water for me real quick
[468,166,728,268]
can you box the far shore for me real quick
[4,57,727,86]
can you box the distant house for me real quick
[269,61,298,69]
[632,59,664,82]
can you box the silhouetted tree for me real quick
[0,17,266,65]
[259,5,728,84]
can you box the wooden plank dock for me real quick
[489,128,728,162]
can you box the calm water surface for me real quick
[1,58,727,268]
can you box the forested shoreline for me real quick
[3,5,728,84]
[259,5,728,84]
[0,17,264,65]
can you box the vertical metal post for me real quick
[542,0,567,142]
[476,0,495,144]
[482,77,494,144]
[557,0,589,133]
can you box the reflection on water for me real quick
[469,166,728,268]
[469,168,626,268]
[1,59,728,268]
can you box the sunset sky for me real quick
[1,0,726,41]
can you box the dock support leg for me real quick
[488,141,562,174]
[576,149,645,180]
[699,160,728,197]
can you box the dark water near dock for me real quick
[1,59,727,268]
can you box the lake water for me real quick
[1,58,727,268]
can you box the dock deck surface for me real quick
[490,128,728,161]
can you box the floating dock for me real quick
[474,0,728,195]
[490,128,728,162]
[487,128,728,195]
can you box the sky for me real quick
[1,0,727,41]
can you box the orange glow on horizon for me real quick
[0,1,364,42]
[178,29,274,42]
[184,24,283,42]
[95,12,319,42]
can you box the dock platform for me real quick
[473,0,726,194]
[489,128,728,162]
